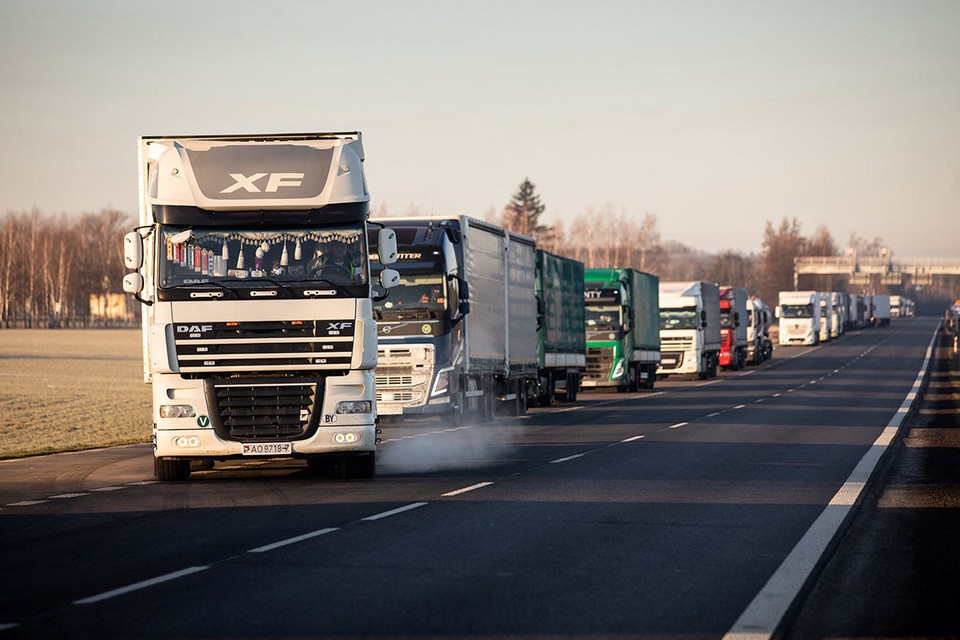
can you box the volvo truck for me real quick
[719,286,748,370]
[777,290,821,345]
[582,268,660,391]
[534,249,586,404]
[369,216,538,421]
[657,281,721,379]
[122,132,399,481]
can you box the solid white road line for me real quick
[723,324,939,640]
[441,482,494,497]
[248,528,339,553]
[362,502,429,521]
[74,566,210,605]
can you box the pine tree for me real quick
[502,178,547,238]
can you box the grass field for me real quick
[0,329,151,459]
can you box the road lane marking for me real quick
[773,393,782,397]
[705,412,721,418]
[550,453,586,464]
[754,399,765,403]
[90,486,125,492]
[441,482,494,497]
[51,493,90,499]
[733,404,746,410]
[248,528,339,553]
[668,422,688,429]
[621,435,645,442]
[724,323,939,640]
[74,566,210,605]
[362,502,429,521]
[126,481,158,486]
[6,500,48,507]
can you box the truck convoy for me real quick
[582,268,660,391]
[719,286,748,370]
[368,216,538,422]
[534,249,586,404]
[778,290,821,345]
[658,281,721,379]
[122,132,400,481]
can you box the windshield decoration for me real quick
[160,226,366,292]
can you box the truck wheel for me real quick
[643,367,656,390]
[564,373,579,401]
[708,354,719,377]
[340,452,375,479]
[154,457,190,481]
[451,392,467,426]
[627,367,640,392]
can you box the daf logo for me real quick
[176,324,213,333]
[220,172,305,194]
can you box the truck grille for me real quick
[584,347,614,382]
[376,375,414,386]
[661,336,694,351]
[173,320,355,374]
[205,379,321,442]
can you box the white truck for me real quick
[777,290,821,346]
[818,292,834,342]
[657,281,721,379]
[746,296,773,365]
[122,132,399,480]
[368,216,538,421]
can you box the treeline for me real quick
[0,209,136,328]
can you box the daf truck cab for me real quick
[657,281,721,379]
[122,133,399,480]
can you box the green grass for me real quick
[0,329,152,459]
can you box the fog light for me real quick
[333,432,361,444]
[173,436,200,448]
[336,401,372,414]
[160,405,196,419]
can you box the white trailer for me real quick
[122,133,399,480]
[873,294,892,326]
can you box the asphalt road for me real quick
[0,317,939,639]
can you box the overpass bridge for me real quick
[794,251,960,288]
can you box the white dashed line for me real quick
[733,404,746,410]
[6,500,48,507]
[51,493,90,499]
[362,502,429,521]
[705,412,721,418]
[74,566,210,605]
[441,482,494,497]
[551,453,587,464]
[621,435,645,442]
[248,527,338,553]
[90,486,125,492]
[668,422,688,429]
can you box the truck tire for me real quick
[154,457,190,481]
[643,366,656,389]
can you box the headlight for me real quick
[611,358,624,379]
[160,405,196,419]
[431,367,454,396]
[333,432,360,444]
[336,401,372,414]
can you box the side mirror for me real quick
[379,268,400,289]
[377,229,398,265]
[734,311,740,327]
[775,306,781,319]
[124,232,143,269]
[123,272,144,294]
[459,277,470,316]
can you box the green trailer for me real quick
[582,268,660,391]
[534,250,586,404]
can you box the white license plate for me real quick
[377,405,403,415]
[242,442,292,456]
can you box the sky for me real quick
[1,0,958,257]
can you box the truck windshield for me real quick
[158,224,367,291]
[373,275,447,320]
[660,307,699,330]
[585,305,621,332]
[781,304,813,319]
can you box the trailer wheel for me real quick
[643,367,656,390]
[154,457,190,481]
